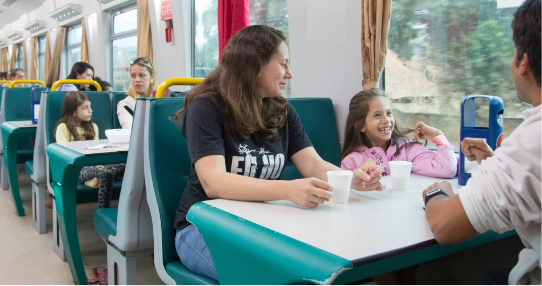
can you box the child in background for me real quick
[341,89,457,179]
[54,91,125,209]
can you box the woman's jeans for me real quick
[175,224,219,281]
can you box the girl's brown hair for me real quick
[172,25,288,141]
[54,91,96,142]
[340,89,417,162]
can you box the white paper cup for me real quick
[327,170,353,204]
[389,161,412,191]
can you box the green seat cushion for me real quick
[166,261,218,285]
[94,208,118,239]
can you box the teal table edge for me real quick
[189,202,517,285]
[332,229,517,284]
[1,122,37,216]
[188,202,353,285]
[46,143,127,285]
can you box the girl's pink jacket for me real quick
[341,137,457,178]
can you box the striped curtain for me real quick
[0,48,5,72]
[81,18,89,63]
[46,27,66,87]
[361,0,391,90]
[10,44,18,71]
[30,37,39,80]
[137,0,153,60]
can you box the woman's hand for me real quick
[414,121,444,142]
[351,159,385,191]
[460,138,494,164]
[287,177,333,208]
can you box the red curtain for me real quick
[218,0,250,59]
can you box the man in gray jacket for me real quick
[422,0,540,284]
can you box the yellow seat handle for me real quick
[155,78,204,98]
[51,80,102,91]
[9,80,46,88]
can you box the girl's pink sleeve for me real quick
[340,151,369,171]
[407,141,458,178]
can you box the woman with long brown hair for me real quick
[171,25,385,281]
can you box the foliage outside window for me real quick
[385,0,527,151]
[111,7,137,91]
[193,0,290,96]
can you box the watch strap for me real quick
[424,188,449,206]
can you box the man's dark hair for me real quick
[10,68,24,78]
[512,0,541,87]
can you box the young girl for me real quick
[341,89,457,179]
[54,91,125,208]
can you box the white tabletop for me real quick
[57,139,129,156]
[5,120,37,128]
[203,174,461,263]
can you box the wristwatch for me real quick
[424,188,449,206]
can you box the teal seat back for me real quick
[4,87,33,121]
[281,98,341,180]
[111,92,128,129]
[45,91,114,145]
[4,87,35,150]
[146,98,188,265]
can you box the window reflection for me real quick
[386,0,527,150]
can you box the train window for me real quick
[193,0,290,96]
[38,36,46,81]
[111,6,137,91]
[385,0,526,151]
[194,0,219,79]
[66,25,83,76]
[16,44,23,69]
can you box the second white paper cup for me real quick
[327,170,353,204]
[389,161,412,191]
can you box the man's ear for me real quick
[518,53,531,75]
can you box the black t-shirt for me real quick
[173,95,313,230]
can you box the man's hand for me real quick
[422,181,455,199]
[461,138,494,164]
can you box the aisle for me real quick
[0,165,163,284]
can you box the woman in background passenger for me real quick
[94,77,113,92]
[171,25,385,281]
[116,57,157,129]
[55,62,95,91]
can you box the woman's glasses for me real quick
[129,57,153,67]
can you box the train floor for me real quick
[0,164,164,285]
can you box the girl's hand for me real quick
[351,159,385,191]
[287,177,333,208]
[414,121,444,142]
